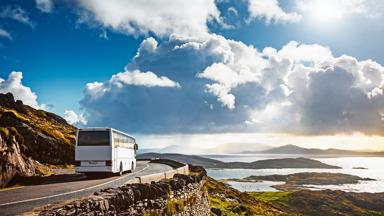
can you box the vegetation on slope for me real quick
[207,176,384,216]
[0,92,76,187]
[206,176,285,215]
[0,92,76,164]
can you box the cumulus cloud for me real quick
[84,69,180,100]
[276,41,333,63]
[63,110,87,125]
[0,71,43,109]
[111,70,180,88]
[76,0,222,37]
[79,34,384,135]
[80,34,263,133]
[35,0,54,13]
[248,0,302,24]
[0,5,35,28]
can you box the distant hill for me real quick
[242,144,384,156]
[150,143,271,154]
[138,153,340,169]
[137,153,224,168]
[0,92,76,187]
[157,145,204,154]
[208,143,271,154]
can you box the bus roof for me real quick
[78,128,135,140]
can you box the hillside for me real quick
[0,92,76,187]
[138,153,340,169]
[208,176,384,215]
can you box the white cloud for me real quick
[35,0,54,13]
[0,28,12,40]
[76,0,222,37]
[0,71,43,109]
[296,0,383,19]
[63,110,87,125]
[247,0,384,25]
[276,41,333,63]
[79,33,384,135]
[111,70,181,88]
[198,62,259,109]
[248,0,302,24]
[205,83,236,109]
[85,69,180,99]
[0,5,35,28]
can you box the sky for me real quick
[1,0,384,151]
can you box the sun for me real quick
[300,0,346,23]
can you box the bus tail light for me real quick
[106,160,112,166]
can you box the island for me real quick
[225,172,375,191]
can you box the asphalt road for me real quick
[0,161,172,216]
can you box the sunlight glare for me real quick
[302,0,345,23]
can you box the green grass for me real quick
[248,192,292,206]
[164,199,185,215]
[206,177,284,216]
[0,107,76,146]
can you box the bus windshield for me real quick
[77,131,110,146]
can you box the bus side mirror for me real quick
[134,144,138,150]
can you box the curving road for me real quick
[0,161,172,216]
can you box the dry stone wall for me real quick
[38,166,209,216]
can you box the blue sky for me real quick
[1,0,384,150]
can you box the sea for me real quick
[203,154,384,193]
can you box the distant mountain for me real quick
[209,143,271,154]
[261,144,309,154]
[137,148,161,154]
[158,145,204,154]
[154,143,272,154]
[256,144,384,156]
[137,153,340,169]
[0,92,76,187]
[137,153,223,168]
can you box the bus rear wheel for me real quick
[119,162,123,176]
[130,162,134,173]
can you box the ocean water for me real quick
[205,155,384,193]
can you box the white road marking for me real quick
[0,163,150,207]
[122,163,151,184]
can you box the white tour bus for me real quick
[75,128,138,175]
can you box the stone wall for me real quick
[37,166,209,216]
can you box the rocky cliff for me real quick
[0,92,76,187]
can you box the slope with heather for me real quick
[0,92,76,187]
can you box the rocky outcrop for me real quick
[0,92,76,187]
[37,166,209,216]
[0,127,35,187]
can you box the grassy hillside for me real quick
[0,92,76,187]
[207,176,384,216]
[0,93,76,164]
[206,176,286,215]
